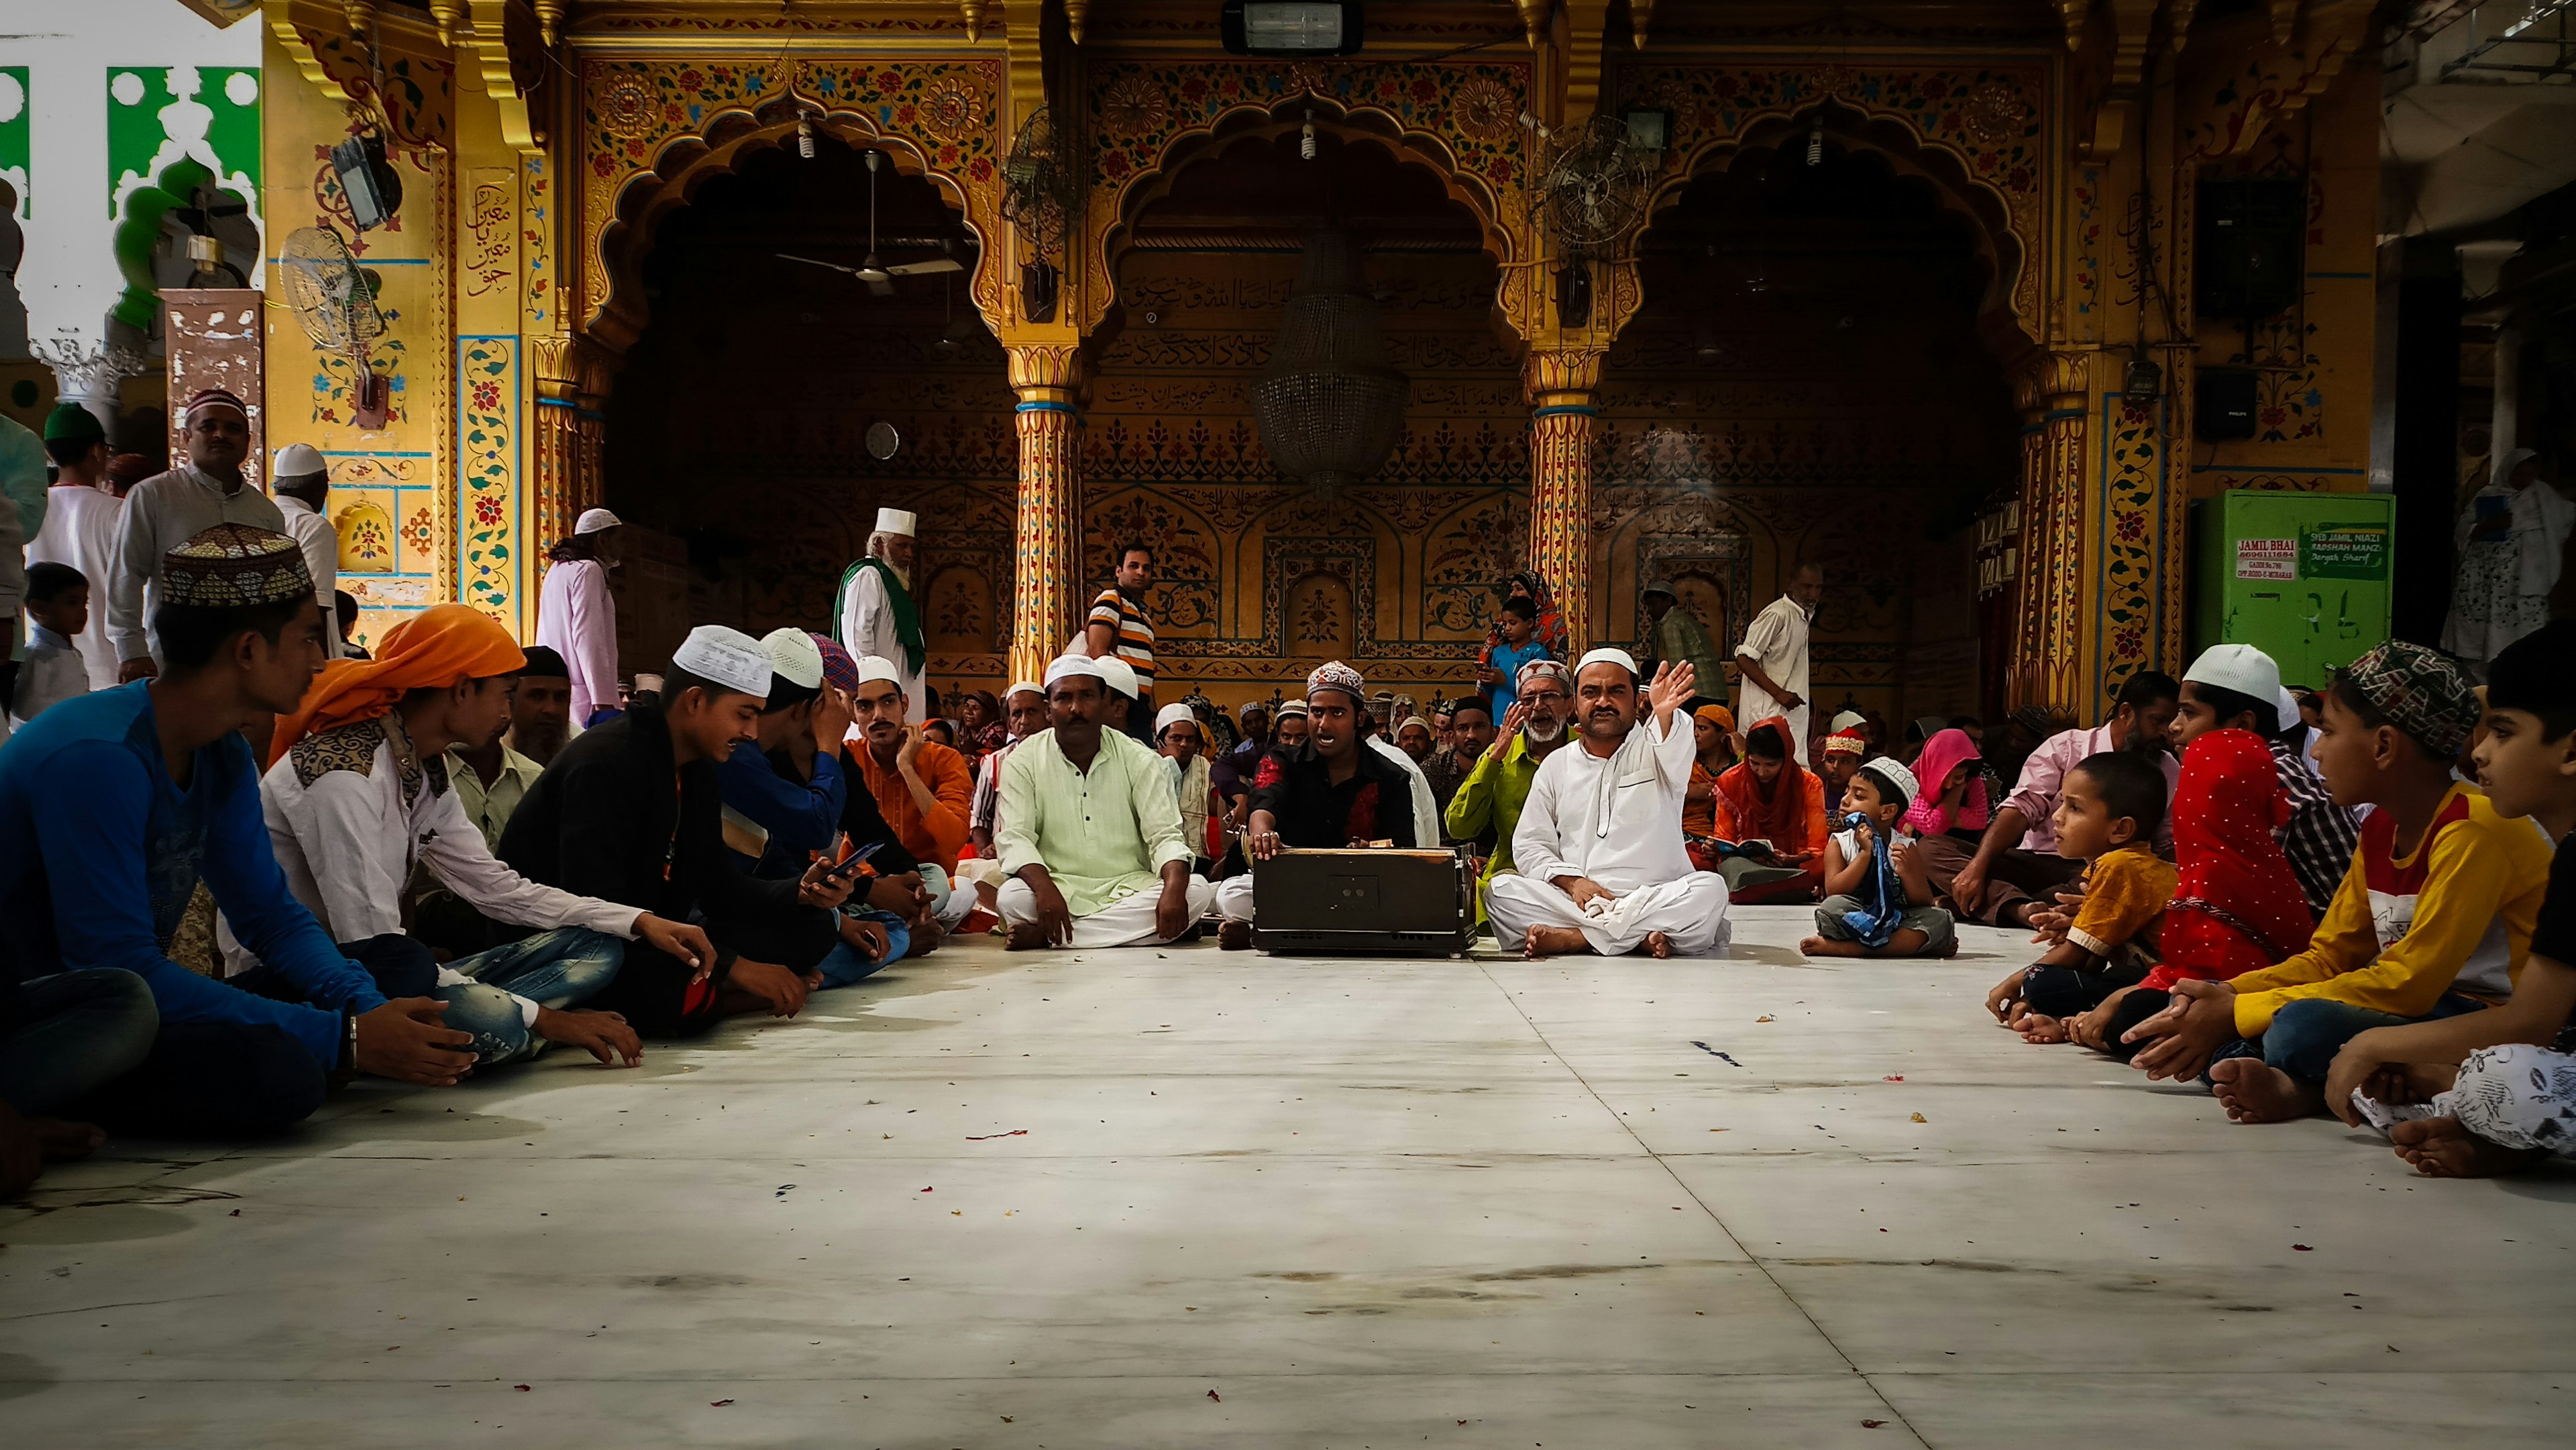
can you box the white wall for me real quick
[0,0,260,380]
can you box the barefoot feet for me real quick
[1644,931,1674,960]
[2208,1057,2324,1123]
[2017,1013,2068,1044]
[1521,925,1591,958]
[1797,936,1864,957]
[1218,919,1253,951]
[2390,1115,2548,1178]
[1003,921,1052,951]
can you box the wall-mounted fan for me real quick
[276,224,390,427]
[777,151,964,297]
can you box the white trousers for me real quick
[2432,1043,2576,1157]
[918,863,980,927]
[1214,872,1256,922]
[1483,872,1731,956]
[996,875,1218,949]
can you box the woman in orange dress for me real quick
[1683,705,1741,870]
[1715,719,1830,902]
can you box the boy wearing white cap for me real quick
[1486,650,1731,957]
[995,656,1214,948]
[2167,643,2359,917]
[835,507,926,723]
[535,506,625,728]
[269,442,341,658]
[1801,757,1956,958]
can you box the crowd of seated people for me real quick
[2,535,2568,1196]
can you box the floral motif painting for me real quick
[458,337,519,618]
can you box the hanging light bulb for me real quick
[797,113,816,159]
[1301,110,1317,162]
[1806,119,1824,166]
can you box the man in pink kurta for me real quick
[535,507,623,727]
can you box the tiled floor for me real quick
[5,907,2571,1447]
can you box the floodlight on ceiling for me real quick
[1222,1,1364,57]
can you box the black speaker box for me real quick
[2195,366,2259,441]
[2195,177,2305,321]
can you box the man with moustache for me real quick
[1487,651,1729,959]
[1446,658,1577,927]
[1214,661,1419,947]
[107,389,284,680]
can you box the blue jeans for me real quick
[2208,992,2488,1085]
[437,927,627,1068]
[814,910,911,988]
[0,970,162,1117]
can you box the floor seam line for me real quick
[1477,958,1936,1449]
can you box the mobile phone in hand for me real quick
[827,839,885,880]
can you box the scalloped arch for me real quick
[589,102,996,361]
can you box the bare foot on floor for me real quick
[2017,1013,2068,1044]
[2390,1115,2547,1178]
[1797,936,1864,957]
[1522,925,1590,958]
[1004,921,1052,951]
[1644,931,1673,960]
[31,1119,105,1161]
[2208,1057,2323,1123]
[1218,919,1252,951]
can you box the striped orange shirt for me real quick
[1087,586,1156,687]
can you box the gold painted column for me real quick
[1008,344,1085,682]
[1525,348,1604,656]
[2008,348,2096,719]
[530,335,603,551]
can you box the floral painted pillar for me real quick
[2008,348,2098,718]
[1525,347,1604,656]
[1008,343,1085,683]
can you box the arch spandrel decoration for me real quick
[1621,60,2051,350]
[580,58,1006,353]
[1080,58,1536,338]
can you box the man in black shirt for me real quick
[1216,662,1417,947]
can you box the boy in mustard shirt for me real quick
[2124,639,2554,1123]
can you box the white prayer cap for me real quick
[2276,686,2302,729]
[873,507,918,537]
[1043,654,1103,687]
[851,653,905,690]
[2183,643,2281,707]
[670,625,769,698]
[1275,699,1308,719]
[1574,646,1640,678]
[271,442,325,480]
[1006,679,1046,701]
[1154,703,1198,735]
[759,627,824,689]
[1095,655,1139,700]
[1830,709,1866,733]
[1858,757,1921,810]
[575,507,623,535]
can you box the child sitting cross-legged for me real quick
[1800,758,1956,957]
[2321,621,2576,1173]
[2122,639,2554,1123]
[1985,751,2177,1040]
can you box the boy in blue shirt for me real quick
[0,525,474,1137]
[1481,597,1550,721]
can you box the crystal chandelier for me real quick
[1251,229,1408,495]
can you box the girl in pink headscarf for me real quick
[1901,728,1990,841]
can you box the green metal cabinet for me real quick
[2190,490,2394,689]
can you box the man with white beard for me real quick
[1486,650,1731,959]
[835,508,926,723]
[1445,658,1576,924]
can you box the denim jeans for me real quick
[436,927,627,1068]
[812,909,912,988]
[2208,992,2488,1085]
[0,970,161,1116]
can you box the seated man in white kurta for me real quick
[1486,650,1730,959]
[995,655,1217,949]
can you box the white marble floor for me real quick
[5,907,2573,1448]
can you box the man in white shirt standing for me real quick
[28,403,125,690]
[835,507,927,723]
[535,506,624,727]
[1487,651,1730,959]
[267,444,341,660]
[108,388,284,680]
[1734,560,1822,766]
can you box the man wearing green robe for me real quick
[834,506,926,723]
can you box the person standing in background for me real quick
[1638,580,1725,711]
[535,507,624,728]
[1085,541,1159,743]
[836,507,927,724]
[266,444,341,660]
[107,389,283,683]
[1735,561,1822,766]
[28,404,124,690]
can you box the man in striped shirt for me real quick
[1085,541,1158,744]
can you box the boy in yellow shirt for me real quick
[2124,639,2554,1123]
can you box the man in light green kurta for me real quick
[996,656,1216,949]
[1443,658,1575,927]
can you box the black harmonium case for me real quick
[1249,847,1475,955]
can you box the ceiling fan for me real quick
[778,151,965,297]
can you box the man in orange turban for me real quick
[238,605,716,1074]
